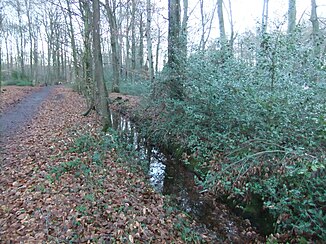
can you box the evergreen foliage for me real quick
[141,26,326,240]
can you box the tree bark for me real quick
[217,0,225,43]
[146,0,154,82]
[131,0,136,82]
[310,0,320,59]
[167,0,183,100]
[287,0,296,34]
[66,0,80,90]
[228,0,235,54]
[155,28,161,75]
[92,0,111,131]
[104,0,120,92]
[261,0,269,34]
[180,0,188,57]
[79,0,93,100]
[199,0,216,51]
[139,13,144,74]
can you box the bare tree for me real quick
[217,0,225,43]
[104,0,120,92]
[131,0,136,81]
[93,0,111,131]
[138,12,144,73]
[146,0,154,82]
[11,0,26,78]
[199,0,216,51]
[24,0,35,82]
[167,0,183,99]
[180,0,188,56]
[261,0,269,34]
[64,0,80,89]
[227,0,235,54]
[287,0,296,34]
[79,0,93,100]
[310,0,321,58]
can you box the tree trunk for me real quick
[25,0,34,83]
[66,0,80,90]
[146,0,154,82]
[139,13,144,74]
[217,0,225,42]
[155,28,161,75]
[217,0,229,60]
[80,0,93,101]
[180,0,188,57]
[228,0,235,54]
[92,0,111,131]
[131,0,136,82]
[261,0,269,34]
[287,0,296,34]
[167,0,183,100]
[104,0,120,92]
[310,0,320,59]
[199,0,216,51]
[16,0,25,78]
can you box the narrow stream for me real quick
[109,110,246,240]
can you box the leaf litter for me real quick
[0,86,223,243]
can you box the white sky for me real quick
[224,0,325,33]
[155,0,326,36]
[151,0,326,64]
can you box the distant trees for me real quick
[104,0,120,93]
[199,0,216,51]
[0,0,324,128]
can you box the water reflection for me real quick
[110,110,166,192]
[109,110,255,241]
[109,110,215,221]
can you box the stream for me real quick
[109,110,249,241]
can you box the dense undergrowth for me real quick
[135,30,326,241]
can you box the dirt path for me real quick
[0,86,42,113]
[0,86,54,141]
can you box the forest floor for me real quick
[0,86,259,243]
[0,86,42,113]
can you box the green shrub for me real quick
[140,27,326,241]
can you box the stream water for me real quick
[109,111,247,240]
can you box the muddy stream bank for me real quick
[109,109,261,242]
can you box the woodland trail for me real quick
[0,86,53,141]
[0,86,217,243]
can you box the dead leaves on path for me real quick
[0,87,211,243]
[0,86,41,113]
